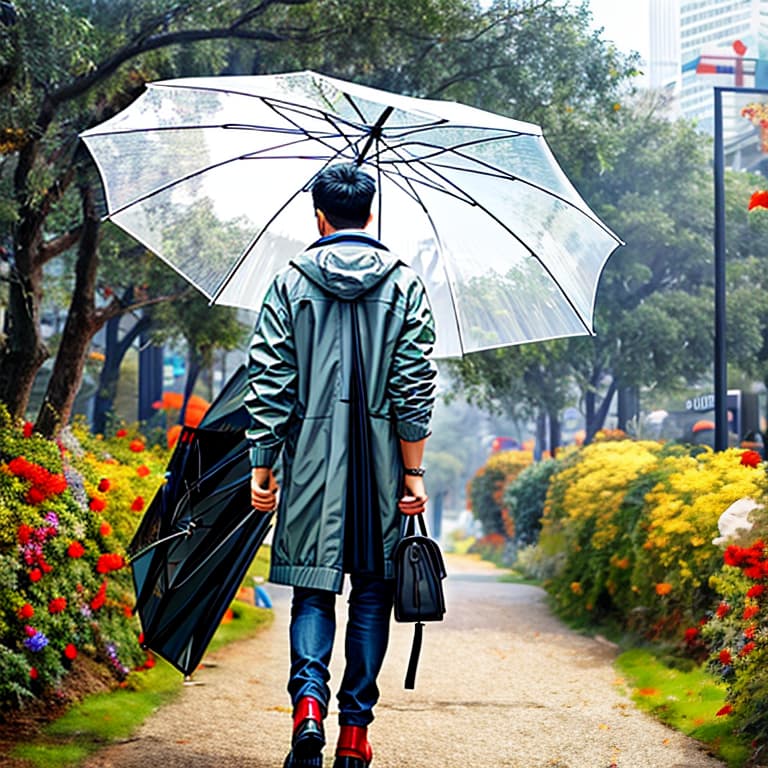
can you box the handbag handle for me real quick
[400,511,429,538]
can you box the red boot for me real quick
[333,725,372,768]
[284,696,325,768]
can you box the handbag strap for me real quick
[404,621,423,690]
[401,512,429,538]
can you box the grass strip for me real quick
[616,648,750,768]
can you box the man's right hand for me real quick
[251,468,278,512]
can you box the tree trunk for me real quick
[585,376,617,444]
[138,322,164,423]
[0,232,48,419]
[547,409,561,457]
[617,385,640,432]
[92,309,151,434]
[35,185,101,437]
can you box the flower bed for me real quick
[0,407,168,710]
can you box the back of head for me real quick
[311,163,376,229]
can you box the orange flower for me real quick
[99,522,112,537]
[67,541,85,558]
[89,497,106,512]
[136,464,150,477]
[129,439,145,453]
[655,582,673,596]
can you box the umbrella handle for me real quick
[128,522,197,563]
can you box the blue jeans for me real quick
[288,575,395,727]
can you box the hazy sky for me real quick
[585,0,651,61]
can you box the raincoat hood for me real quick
[291,231,401,300]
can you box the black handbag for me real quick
[392,512,447,689]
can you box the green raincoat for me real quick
[245,232,437,593]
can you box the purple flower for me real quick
[44,512,59,529]
[24,631,49,652]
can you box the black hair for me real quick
[311,163,376,229]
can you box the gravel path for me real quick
[84,555,725,768]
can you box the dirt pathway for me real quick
[84,555,725,768]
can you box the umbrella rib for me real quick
[372,134,593,334]
[372,149,468,355]
[409,157,595,333]
[103,133,333,218]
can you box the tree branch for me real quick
[40,226,83,264]
[50,2,313,108]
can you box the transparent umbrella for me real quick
[80,70,622,358]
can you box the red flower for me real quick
[97,478,111,493]
[129,440,145,453]
[67,541,85,559]
[96,553,125,574]
[22,421,34,438]
[17,603,34,620]
[716,602,730,618]
[740,641,756,657]
[48,597,67,614]
[716,704,733,717]
[684,627,699,643]
[29,667,38,680]
[749,190,768,210]
[90,581,107,611]
[122,604,133,618]
[740,450,762,468]
[40,561,52,574]
[115,429,128,438]
[746,584,765,599]
[29,568,42,582]
[131,496,145,512]
[136,464,150,477]
[137,632,144,645]
[17,524,34,545]
[719,649,733,665]
[89,497,106,512]
[64,644,77,660]
[745,625,756,639]
[25,487,46,505]
[99,522,112,537]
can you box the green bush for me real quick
[503,458,560,547]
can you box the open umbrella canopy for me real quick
[80,70,622,358]
[129,366,271,676]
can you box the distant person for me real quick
[245,163,437,768]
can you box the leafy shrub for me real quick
[468,450,533,537]
[503,457,560,547]
[538,439,763,636]
[0,408,168,710]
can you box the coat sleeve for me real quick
[245,277,298,468]
[387,275,438,442]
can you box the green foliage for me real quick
[503,457,559,547]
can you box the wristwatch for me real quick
[403,466,426,477]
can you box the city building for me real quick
[648,0,768,170]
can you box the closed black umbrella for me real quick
[129,366,272,676]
